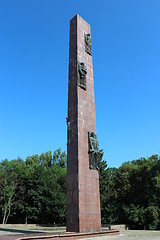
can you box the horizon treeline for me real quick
[0,148,160,230]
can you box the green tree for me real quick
[20,149,67,224]
[110,155,160,229]
[98,149,118,224]
[0,158,25,224]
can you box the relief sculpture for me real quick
[78,62,87,90]
[88,132,99,170]
[84,33,92,55]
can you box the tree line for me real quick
[0,148,160,230]
[0,149,67,225]
[99,150,160,230]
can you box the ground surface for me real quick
[83,230,160,240]
[0,226,160,240]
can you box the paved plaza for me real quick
[0,229,160,240]
[83,230,160,240]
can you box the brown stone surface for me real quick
[67,14,101,233]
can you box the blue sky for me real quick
[0,0,160,167]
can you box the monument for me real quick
[67,14,101,233]
[11,15,119,240]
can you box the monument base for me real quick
[16,229,120,240]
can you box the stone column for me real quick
[67,14,101,233]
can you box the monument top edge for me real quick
[70,14,90,25]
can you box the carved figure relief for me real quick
[78,62,87,90]
[88,132,98,170]
[84,33,92,55]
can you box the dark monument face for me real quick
[67,14,101,233]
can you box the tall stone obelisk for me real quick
[67,14,101,233]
